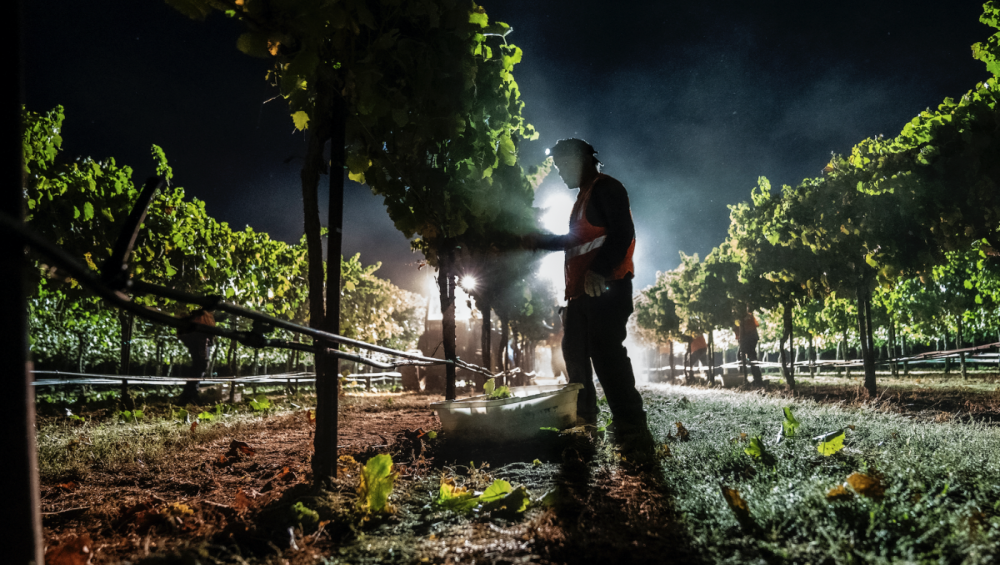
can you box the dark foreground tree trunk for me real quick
[481,301,492,375]
[310,80,343,484]
[438,245,458,400]
[6,8,44,554]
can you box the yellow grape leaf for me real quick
[814,429,846,456]
[291,111,310,131]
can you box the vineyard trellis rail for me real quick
[1,177,501,379]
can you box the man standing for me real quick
[686,332,708,381]
[525,138,650,448]
[177,309,216,404]
[735,309,762,385]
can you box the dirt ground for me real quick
[40,376,1000,564]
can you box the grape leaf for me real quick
[357,454,396,514]
[782,406,800,437]
[291,111,310,131]
[814,429,847,456]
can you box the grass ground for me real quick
[38,376,1000,564]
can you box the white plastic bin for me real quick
[431,383,583,442]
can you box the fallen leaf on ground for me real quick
[846,472,885,498]
[744,436,767,459]
[826,484,853,500]
[277,466,296,482]
[814,429,847,456]
[782,407,800,437]
[227,440,255,457]
[45,533,93,565]
[117,498,163,532]
[674,422,690,441]
[233,489,259,512]
[357,454,397,514]
[828,472,885,500]
[720,486,752,529]
[435,478,478,512]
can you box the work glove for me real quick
[584,270,607,297]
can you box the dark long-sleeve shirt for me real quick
[537,174,635,278]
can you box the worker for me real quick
[177,309,215,403]
[689,332,708,376]
[523,138,651,452]
[734,309,763,385]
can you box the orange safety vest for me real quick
[564,173,636,300]
[690,334,707,352]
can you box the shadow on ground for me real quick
[429,433,705,564]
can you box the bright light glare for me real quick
[461,275,478,291]
[425,274,476,321]
[540,193,574,235]
[538,253,564,301]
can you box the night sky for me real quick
[24,1,992,296]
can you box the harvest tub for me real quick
[431,383,583,442]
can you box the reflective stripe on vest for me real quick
[566,235,606,259]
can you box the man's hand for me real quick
[584,270,607,297]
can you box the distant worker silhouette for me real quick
[524,138,652,453]
[686,332,708,380]
[177,309,216,404]
[734,308,763,385]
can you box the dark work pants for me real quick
[739,341,763,383]
[180,333,212,399]
[562,278,645,427]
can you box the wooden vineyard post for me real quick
[119,310,134,409]
[5,1,44,559]
[669,340,676,382]
[314,88,346,483]
[707,330,715,385]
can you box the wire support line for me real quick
[1,211,454,371]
